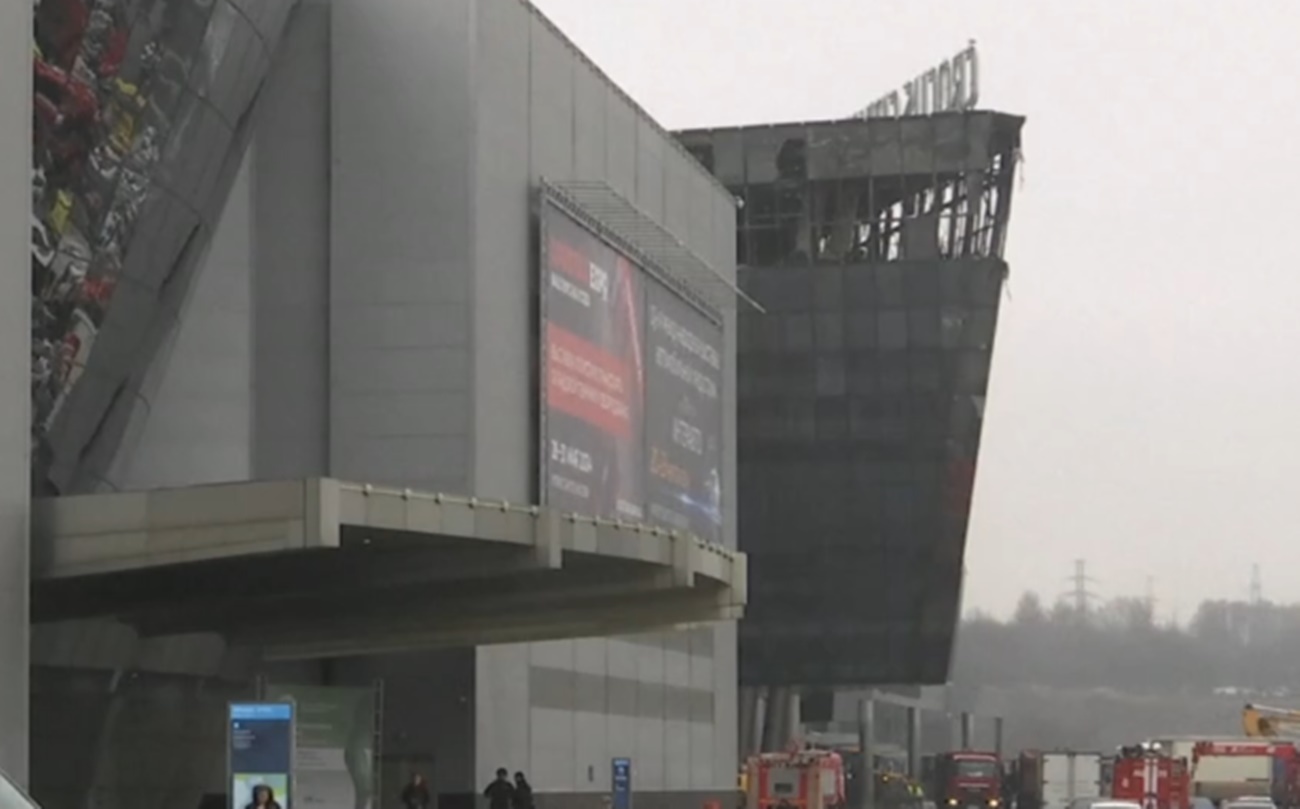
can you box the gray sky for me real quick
[531,0,1300,619]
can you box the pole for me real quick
[0,0,33,784]
[741,687,758,758]
[858,697,876,809]
[787,690,802,745]
[994,717,1004,760]
[906,706,921,779]
[960,713,974,749]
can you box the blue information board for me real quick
[228,702,295,809]
[612,758,632,809]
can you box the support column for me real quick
[764,687,787,751]
[786,689,802,745]
[857,698,876,809]
[752,688,769,754]
[906,707,921,778]
[0,0,33,785]
[960,713,975,750]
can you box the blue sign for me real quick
[228,702,295,809]
[231,704,294,721]
[612,758,632,809]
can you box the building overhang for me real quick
[31,479,746,659]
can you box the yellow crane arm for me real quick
[1243,703,1300,737]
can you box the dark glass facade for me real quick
[677,112,1024,686]
[31,0,297,494]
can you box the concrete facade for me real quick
[30,0,739,803]
[1,0,33,785]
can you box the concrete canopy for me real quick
[31,479,746,659]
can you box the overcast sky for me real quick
[530,0,1300,620]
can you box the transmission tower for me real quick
[1249,563,1263,606]
[1063,558,1100,620]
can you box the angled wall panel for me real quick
[31,0,299,494]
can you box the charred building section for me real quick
[677,111,1023,688]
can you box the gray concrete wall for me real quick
[28,625,259,809]
[110,151,256,488]
[468,0,739,797]
[330,651,478,796]
[0,0,32,783]
[328,0,475,492]
[251,0,332,481]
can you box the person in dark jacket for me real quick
[511,773,534,809]
[401,774,431,809]
[484,768,515,809]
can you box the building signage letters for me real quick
[855,40,980,119]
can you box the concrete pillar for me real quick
[787,689,802,744]
[906,707,922,778]
[857,698,876,809]
[0,0,32,785]
[752,688,769,754]
[764,687,790,751]
[760,687,780,752]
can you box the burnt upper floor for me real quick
[676,112,1024,268]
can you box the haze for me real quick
[530,0,1300,619]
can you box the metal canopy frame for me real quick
[540,178,765,322]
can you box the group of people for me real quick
[400,769,535,809]
[483,769,535,809]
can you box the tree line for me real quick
[952,592,1300,693]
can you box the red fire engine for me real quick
[1111,744,1190,809]
[928,751,1003,808]
[743,748,847,809]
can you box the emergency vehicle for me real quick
[1110,743,1190,809]
[742,747,847,809]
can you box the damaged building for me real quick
[676,110,1024,747]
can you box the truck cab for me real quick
[931,752,1003,809]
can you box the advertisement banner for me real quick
[265,685,378,809]
[539,200,725,541]
[643,280,724,543]
[229,702,295,809]
[541,204,646,523]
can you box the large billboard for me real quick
[539,200,724,543]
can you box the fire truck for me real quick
[925,751,1003,809]
[1241,706,1300,808]
[1110,743,1189,809]
[1189,740,1279,805]
[742,748,847,809]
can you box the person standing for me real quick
[511,773,534,809]
[484,768,515,809]
[401,774,431,809]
